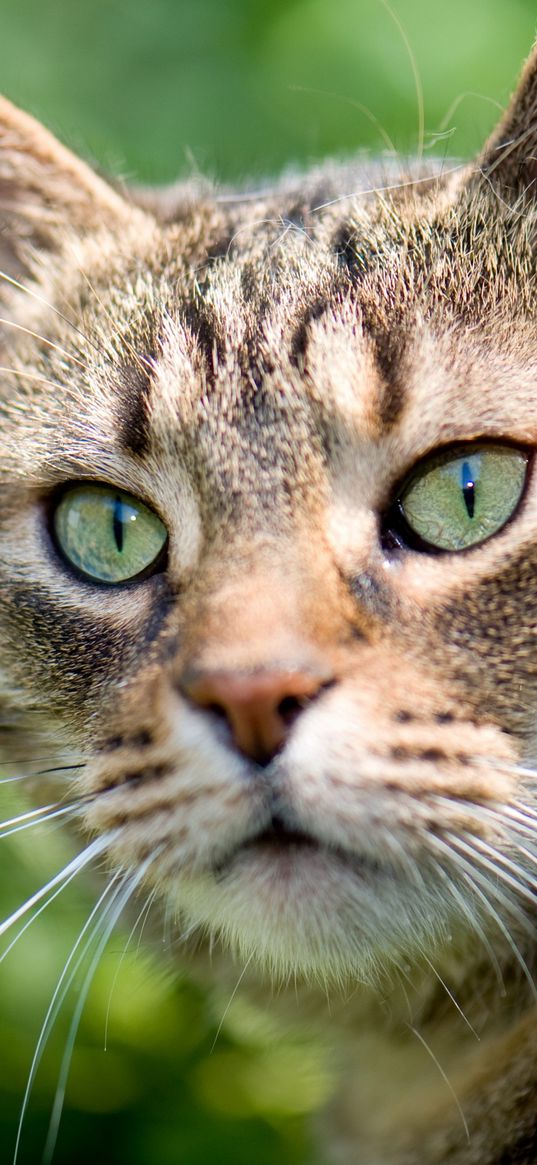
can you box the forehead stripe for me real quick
[116,361,155,456]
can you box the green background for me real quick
[0,1,536,1162]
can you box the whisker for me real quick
[435,91,504,139]
[430,835,537,1000]
[447,834,537,911]
[0,848,110,968]
[0,833,112,942]
[418,948,480,1040]
[0,801,73,833]
[447,801,537,872]
[513,842,537,872]
[310,162,467,213]
[512,801,537,822]
[41,854,157,1165]
[134,888,158,955]
[0,366,70,393]
[0,768,80,786]
[210,951,255,1054]
[432,860,506,994]
[31,764,84,778]
[103,887,157,1051]
[483,758,537,786]
[484,121,537,181]
[407,1022,469,1142]
[0,803,82,843]
[76,267,149,375]
[0,317,88,370]
[290,84,398,154]
[377,0,425,161]
[470,835,537,889]
[436,796,537,844]
[0,268,109,362]
[0,754,86,768]
[12,867,125,1165]
[463,871,537,1001]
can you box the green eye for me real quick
[398,444,528,552]
[53,485,167,583]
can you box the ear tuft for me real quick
[479,40,537,199]
[0,95,130,277]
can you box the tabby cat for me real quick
[0,36,536,1165]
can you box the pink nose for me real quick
[180,667,330,765]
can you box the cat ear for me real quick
[479,40,537,198]
[0,95,129,277]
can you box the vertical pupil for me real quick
[113,496,125,552]
[461,460,475,519]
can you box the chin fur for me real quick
[168,846,455,986]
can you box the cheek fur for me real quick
[0,577,173,721]
[433,545,537,728]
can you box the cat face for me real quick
[1,53,537,982]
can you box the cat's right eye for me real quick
[390,443,529,553]
[53,485,168,584]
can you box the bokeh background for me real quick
[0,0,536,1162]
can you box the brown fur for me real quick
[1,42,537,1165]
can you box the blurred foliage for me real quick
[0,0,536,1162]
[0,0,535,181]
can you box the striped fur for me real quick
[1,43,537,1165]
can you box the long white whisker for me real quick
[511,801,537,822]
[0,833,111,941]
[0,801,81,838]
[432,860,506,994]
[406,1023,470,1143]
[0,855,101,968]
[436,796,537,845]
[513,842,537,872]
[42,856,155,1165]
[484,121,537,181]
[0,804,82,843]
[477,757,537,783]
[430,835,537,1000]
[210,951,255,1054]
[0,802,64,830]
[103,888,157,1051]
[463,871,537,1001]
[418,948,480,1040]
[470,835,537,889]
[435,91,504,138]
[448,834,537,911]
[12,866,124,1165]
[310,162,466,213]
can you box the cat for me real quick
[0,34,537,1165]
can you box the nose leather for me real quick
[180,667,330,765]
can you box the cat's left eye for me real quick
[391,443,529,553]
[53,485,168,583]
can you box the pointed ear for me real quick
[479,40,537,197]
[0,95,130,277]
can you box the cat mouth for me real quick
[210,815,316,876]
[249,815,317,850]
[212,813,382,878]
